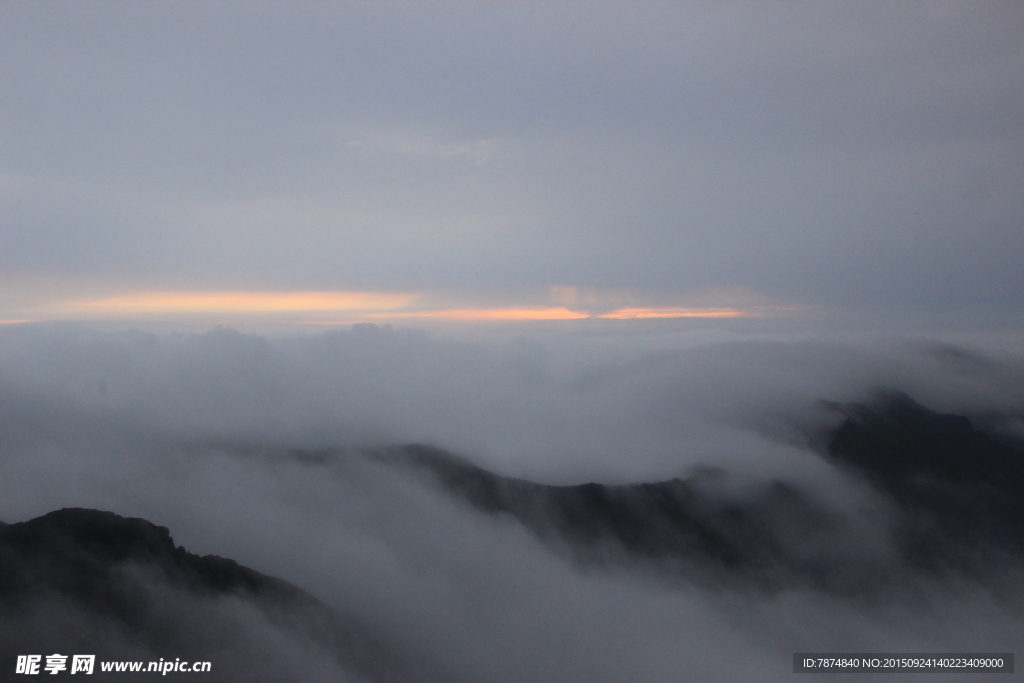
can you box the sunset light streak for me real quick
[380,307,591,321]
[23,292,760,324]
[598,307,749,319]
[45,291,419,316]
[358,305,755,323]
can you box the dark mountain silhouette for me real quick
[1,509,299,615]
[826,392,1024,568]
[0,509,415,682]
[387,445,890,595]
[390,392,1024,596]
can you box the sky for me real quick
[2,0,1023,327]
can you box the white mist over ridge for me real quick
[1,323,1023,682]
[1,323,1022,483]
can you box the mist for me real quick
[1,323,1022,681]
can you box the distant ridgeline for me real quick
[390,392,1024,597]
[2,393,1022,676]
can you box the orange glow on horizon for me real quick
[25,291,761,323]
[381,307,591,321]
[47,291,420,315]
[319,305,752,323]
[599,307,749,319]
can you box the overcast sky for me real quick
[2,1,1022,324]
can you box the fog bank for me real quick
[1,324,1022,681]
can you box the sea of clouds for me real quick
[1,323,1022,681]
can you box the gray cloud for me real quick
[1,324,1023,680]
[1,2,1022,312]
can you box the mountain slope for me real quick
[0,508,413,683]
[391,393,1024,596]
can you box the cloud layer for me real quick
[1,324,1022,680]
